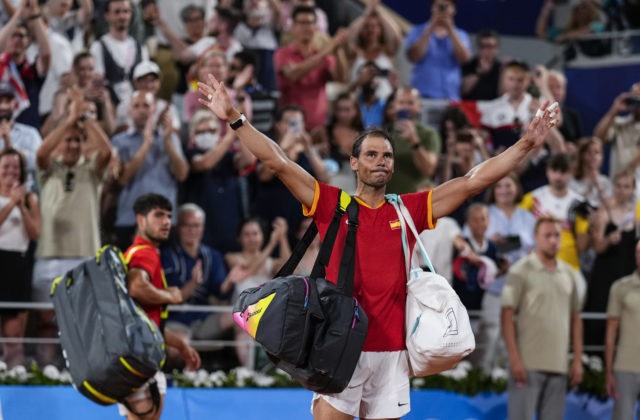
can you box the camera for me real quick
[624,95,640,108]
[396,109,410,120]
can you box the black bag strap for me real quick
[121,377,161,417]
[274,219,318,278]
[336,199,359,296]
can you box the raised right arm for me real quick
[198,76,316,208]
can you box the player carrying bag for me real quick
[51,245,166,416]
[233,191,368,393]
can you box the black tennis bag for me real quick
[51,245,166,414]
[233,191,368,393]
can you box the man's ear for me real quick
[350,155,358,171]
[135,213,145,231]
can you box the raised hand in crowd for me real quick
[0,118,12,148]
[179,260,204,302]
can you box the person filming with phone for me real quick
[383,87,440,194]
[594,82,640,181]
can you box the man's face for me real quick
[455,140,474,161]
[178,211,204,247]
[61,128,83,166]
[350,136,394,188]
[0,96,16,121]
[503,68,530,100]
[395,90,420,119]
[73,57,95,87]
[548,75,566,104]
[535,221,562,260]
[133,73,161,95]
[546,167,571,191]
[129,92,154,129]
[292,12,316,43]
[7,27,30,56]
[182,9,205,39]
[106,0,132,32]
[467,207,489,239]
[139,207,172,243]
[477,36,498,62]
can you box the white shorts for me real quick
[311,350,411,419]
[32,258,85,302]
[117,371,167,416]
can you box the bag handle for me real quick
[336,198,359,296]
[386,194,436,275]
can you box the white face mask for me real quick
[194,132,219,150]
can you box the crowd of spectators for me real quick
[0,0,639,408]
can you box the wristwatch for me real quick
[230,113,247,130]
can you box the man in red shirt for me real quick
[274,6,348,132]
[199,75,560,419]
[121,193,201,420]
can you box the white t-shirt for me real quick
[0,195,29,252]
[39,30,73,116]
[89,34,149,76]
[413,217,461,283]
[478,93,533,128]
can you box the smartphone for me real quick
[287,118,303,135]
[92,78,104,89]
[624,95,640,108]
[497,235,522,254]
[396,109,410,120]
[378,69,390,77]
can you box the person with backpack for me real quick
[120,193,200,420]
[198,74,559,419]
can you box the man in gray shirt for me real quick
[112,90,188,250]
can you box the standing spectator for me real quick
[114,60,181,133]
[352,61,390,128]
[474,173,536,373]
[568,137,612,207]
[90,0,149,105]
[37,16,72,122]
[42,51,116,137]
[252,105,328,235]
[477,61,533,153]
[225,217,291,366]
[605,240,640,420]
[31,87,112,366]
[311,92,363,193]
[593,82,640,181]
[233,1,280,91]
[44,0,93,54]
[461,29,501,101]
[0,81,42,191]
[182,110,255,253]
[347,0,401,102]
[384,87,441,194]
[585,171,636,349]
[112,90,188,250]
[405,0,471,100]
[274,6,349,132]
[544,69,583,146]
[0,0,51,129]
[281,0,328,35]
[120,193,200,419]
[161,203,247,353]
[0,148,39,368]
[501,215,584,420]
[520,153,590,273]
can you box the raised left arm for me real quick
[431,101,559,220]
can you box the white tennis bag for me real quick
[387,195,475,377]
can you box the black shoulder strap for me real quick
[310,190,351,280]
[336,199,359,296]
[274,220,318,278]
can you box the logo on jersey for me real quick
[389,219,401,230]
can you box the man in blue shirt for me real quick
[405,0,471,100]
[161,203,247,343]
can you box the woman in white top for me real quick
[0,149,40,368]
[347,0,401,100]
[569,137,612,207]
[225,217,291,366]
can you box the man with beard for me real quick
[0,81,42,191]
[89,0,149,105]
[120,193,200,420]
[112,90,188,250]
[501,215,584,420]
[199,72,559,420]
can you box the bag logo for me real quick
[443,307,459,337]
[233,292,276,339]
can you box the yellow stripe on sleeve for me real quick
[302,179,320,217]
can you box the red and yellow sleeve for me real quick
[302,179,320,217]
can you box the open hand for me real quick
[198,75,238,122]
[525,100,560,149]
[180,344,201,371]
